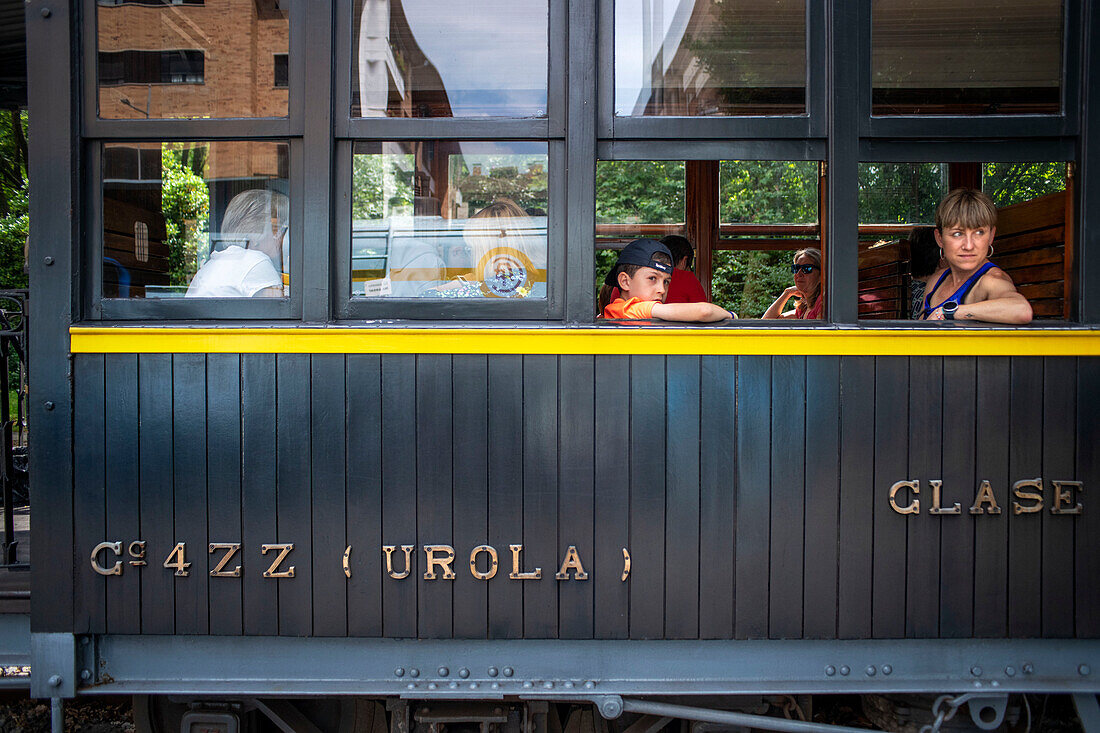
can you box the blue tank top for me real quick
[919,261,997,320]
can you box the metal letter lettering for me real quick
[469,545,498,580]
[927,479,961,515]
[261,544,295,578]
[127,540,146,567]
[888,480,920,515]
[969,480,1002,515]
[1012,478,1044,514]
[208,543,242,578]
[162,542,191,577]
[90,541,122,576]
[423,545,456,580]
[509,544,541,580]
[383,544,414,579]
[1051,480,1084,515]
[554,545,589,580]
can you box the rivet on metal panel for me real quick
[825,666,836,676]
[459,668,469,678]
[410,668,420,678]
[1022,664,1034,675]
[866,666,876,676]
[1005,666,1016,677]
[407,684,416,690]
[488,667,499,677]
[491,683,500,690]
[80,670,91,682]
[470,683,478,690]
[971,666,983,677]
[503,667,514,677]
[839,666,850,676]
[80,637,90,646]
[47,675,61,687]
[544,682,554,689]
[395,668,405,677]
[564,681,574,688]
[523,681,533,689]
[43,256,53,266]
[44,401,54,411]
[449,682,458,689]
[882,665,893,676]
[40,8,51,19]
[428,683,437,690]
[585,681,596,689]
[1080,665,1091,676]
[438,667,449,677]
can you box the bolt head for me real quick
[601,699,623,719]
[1023,663,1035,674]
[825,666,836,676]
[487,666,499,677]
[1080,664,1091,676]
[882,665,892,676]
[409,668,420,678]
[971,666,983,677]
[502,666,514,677]
[43,256,54,266]
[1005,666,1016,677]
[40,8,51,18]
[395,667,405,677]
[839,665,850,676]
[47,675,62,687]
[866,666,876,676]
[459,668,469,678]
[80,669,91,682]
[44,401,54,411]
[438,666,449,677]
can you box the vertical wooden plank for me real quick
[735,356,770,639]
[311,354,348,636]
[74,356,107,634]
[803,356,840,639]
[104,354,141,634]
[347,355,383,637]
[838,357,874,639]
[1042,357,1076,637]
[381,355,417,638]
[699,356,736,639]
[452,355,489,639]
[242,354,278,636]
[276,355,312,636]
[630,355,666,638]
[1008,357,1043,637]
[940,357,976,638]
[769,356,805,639]
[685,161,718,297]
[906,358,941,637]
[206,354,243,636]
[872,357,908,638]
[417,355,453,639]
[664,356,700,639]
[487,356,523,638]
[1077,358,1100,637]
[172,354,208,634]
[974,357,1009,638]
[523,356,559,638]
[593,356,630,639]
[558,356,594,639]
[139,354,174,634]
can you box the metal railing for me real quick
[0,290,29,571]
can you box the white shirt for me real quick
[186,246,282,298]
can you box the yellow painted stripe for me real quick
[70,327,1100,356]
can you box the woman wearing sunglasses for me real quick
[762,247,823,319]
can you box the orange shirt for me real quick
[602,297,656,320]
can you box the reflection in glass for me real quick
[351,0,548,118]
[982,162,1067,207]
[97,0,289,119]
[102,141,290,298]
[615,0,806,116]
[858,163,946,224]
[872,0,1063,115]
[351,141,548,298]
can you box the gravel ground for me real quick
[0,695,133,733]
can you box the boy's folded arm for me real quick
[650,301,733,322]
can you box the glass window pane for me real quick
[983,162,1067,207]
[351,0,548,118]
[102,141,290,298]
[872,0,1063,116]
[615,0,806,117]
[858,163,946,224]
[350,141,548,298]
[97,0,289,119]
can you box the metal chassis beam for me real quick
[66,635,1100,698]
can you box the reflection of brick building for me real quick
[97,0,289,120]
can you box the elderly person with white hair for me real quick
[186,189,287,298]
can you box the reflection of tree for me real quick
[982,162,1066,207]
[352,154,413,219]
[596,161,684,224]
[455,161,548,212]
[858,163,944,224]
[161,146,210,286]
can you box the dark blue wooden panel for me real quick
[346,355,383,637]
[276,355,312,636]
[1042,357,1075,637]
[311,354,347,636]
[872,357,908,639]
[769,356,805,639]
[172,354,208,634]
[735,356,769,639]
[558,356,594,640]
[206,354,242,636]
[452,355,489,639]
[906,358,941,638]
[1008,357,1043,637]
[104,354,141,634]
[74,356,107,634]
[940,357,976,638]
[698,356,736,639]
[1077,358,1100,638]
[630,355,666,639]
[487,356,523,638]
[522,356,559,638]
[973,357,1009,637]
[593,356,630,639]
[803,356,840,639]
[139,354,175,635]
[837,357,874,639]
[417,355,454,639]
[381,355,417,638]
[665,356,700,639]
[241,354,278,636]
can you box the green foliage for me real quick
[161,145,210,286]
[858,163,945,224]
[982,162,1066,207]
[0,110,29,290]
[596,161,684,223]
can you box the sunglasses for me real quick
[791,264,818,274]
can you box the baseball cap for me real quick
[604,238,674,286]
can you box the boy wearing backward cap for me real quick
[599,239,735,322]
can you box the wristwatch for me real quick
[942,301,958,320]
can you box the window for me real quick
[98,50,205,86]
[274,54,289,89]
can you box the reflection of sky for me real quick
[403,0,548,115]
[615,0,690,115]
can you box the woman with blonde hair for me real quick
[762,247,823,319]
